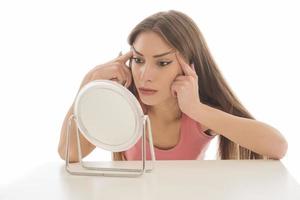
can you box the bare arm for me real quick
[189,103,288,159]
[58,73,96,162]
[58,51,133,162]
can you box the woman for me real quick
[58,10,287,162]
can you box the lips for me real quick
[138,87,158,95]
[138,87,158,92]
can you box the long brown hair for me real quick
[113,10,266,161]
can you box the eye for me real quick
[132,57,144,64]
[158,61,172,67]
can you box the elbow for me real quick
[58,146,66,161]
[58,146,79,163]
[270,138,288,160]
[278,138,288,159]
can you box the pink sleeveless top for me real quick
[124,112,215,160]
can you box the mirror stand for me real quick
[65,114,156,178]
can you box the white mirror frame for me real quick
[65,80,156,177]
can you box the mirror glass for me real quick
[74,80,144,152]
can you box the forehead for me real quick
[133,31,173,54]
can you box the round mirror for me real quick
[73,80,144,152]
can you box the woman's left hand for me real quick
[171,53,202,115]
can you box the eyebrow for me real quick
[131,46,175,58]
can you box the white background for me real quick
[0,0,299,187]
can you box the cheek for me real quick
[161,76,177,93]
[131,67,139,80]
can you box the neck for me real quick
[147,97,182,124]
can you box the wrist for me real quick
[188,102,206,120]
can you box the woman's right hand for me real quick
[80,51,133,89]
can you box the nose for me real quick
[140,63,155,82]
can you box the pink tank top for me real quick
[124,112,215,160]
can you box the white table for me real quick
[2,160,300,200]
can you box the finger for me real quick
[175,52,189,75]
[191,63,195,71]
[172,88,178,97]
[122,65,132,87]
[117,51,133,64]
[175,53,197,77]
[110,75,125,85]
[171,82,181,97]
[174,75,189,81]
[111,67,127,85]
[117,51,132,86]
[118,63,132,87]
[185,62,197,77]
[171,85,177,97]
[119,68,128,85]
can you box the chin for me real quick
[139,94,170,106]
[139,98,157,106]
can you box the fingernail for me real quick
[191,63,195,70]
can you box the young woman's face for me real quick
[131,31,183,106]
